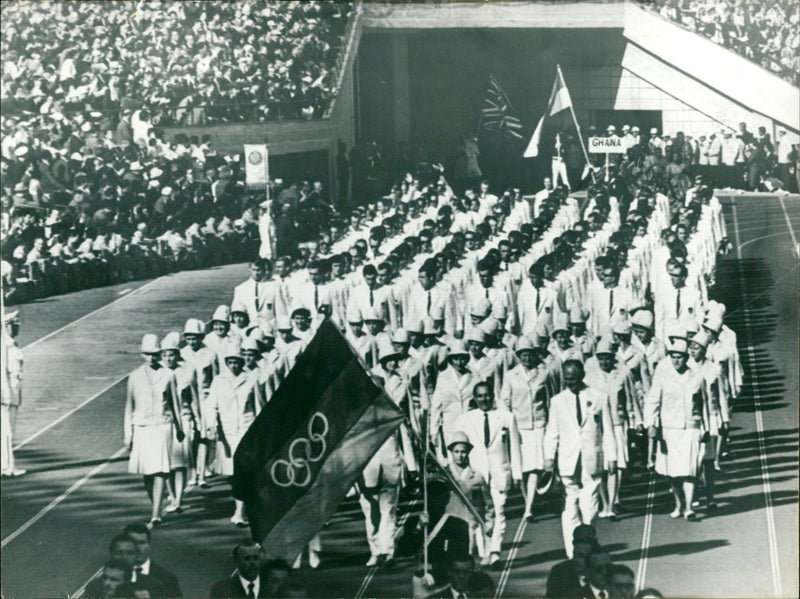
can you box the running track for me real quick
[1,194,797,598]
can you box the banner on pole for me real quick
[588,137,625,153]
[244,144,269,188]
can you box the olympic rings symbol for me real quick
[270,412,330,488]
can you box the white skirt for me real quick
[520,427,545,472]
[169,415,194,470]
[610,424,629,469]
[216,428,246,476]
[129,424,172,475]
[655,427,701,478]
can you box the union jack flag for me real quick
[481,75,524,140]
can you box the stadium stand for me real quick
[640,0,800,85]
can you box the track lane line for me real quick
[354,497,421,599]
[731,201,783,597]
[777,195,800,258]
[13,373,129,450]
[494,516,527,599]
[1,447,127,549]
[70,480,201,597]
[22,276,162,351]
[635,471,656,593]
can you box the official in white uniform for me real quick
[544,360,616,557]
[455,381,522,566]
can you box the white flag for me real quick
[244,144,269,189]
[523,73,573,158]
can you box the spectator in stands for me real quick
[645,0,800,84]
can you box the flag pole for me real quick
[422,411,430,576]
[556,64,596,184]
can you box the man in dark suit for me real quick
[546,524,601,598]
[123,524,182,597]
[209,541,266,598]
[83,559,131,598]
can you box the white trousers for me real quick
[359,484,399,557]
[560,460,601,557]
[552,157,570,189]
[489,486,507,554]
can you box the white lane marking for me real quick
[635,471,656,593]
[355,497,420,599]
[71,567,102,598]
[737,231,796,252]
[777,195,800,258]
[13,373,129,450]
[71,480,200,597]
[1,447,127,549]
[494,517,528,599]
[732,201,783,597]
[22,277,161,351]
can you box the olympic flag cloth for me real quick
[523,68,574,158]
[232,319,405,562]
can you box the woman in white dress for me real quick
[208,340,265,526]
[644,338,704,521]
[688,330,729,511]
[160,332,200,514]
[124,334,184,528]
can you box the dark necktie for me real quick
[247,582,255,598]
[485,287,490,299]
[427,290,432,312]
[676,288,682,316]
[314,285,319,309]
[254,283,259,307]
[535,288,540,312]
[483,411,491,447]
[369,288,374,306]
[575,392,582,425]
[134,566,143,581]
[608,288,614,316]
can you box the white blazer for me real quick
[544,385,616,478]
[456,408,522,492]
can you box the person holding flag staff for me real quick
[124,334,184,529]
[208,339,265,527]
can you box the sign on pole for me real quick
[588,136,625,154]
[244,144,269,189]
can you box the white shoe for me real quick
[2,468,25,477]
[163,501,179,514]
[230,514,248,527]
[489,552,501,566]
[292,553,303,570]
[365,555,379,567]
[309,550,320,569]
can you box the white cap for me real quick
[160,332,181,352]
[140,333,160,354]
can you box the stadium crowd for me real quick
[1,1,354,124]
[641,0,800,84]
[16,130,741,597]
[587,123,797,193]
